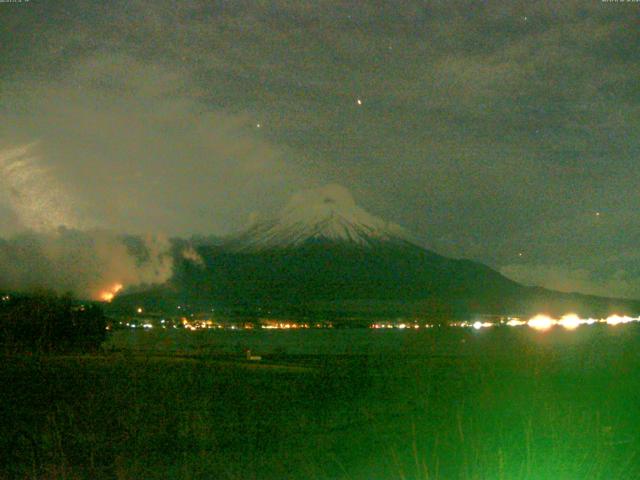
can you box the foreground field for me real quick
[2,326,640,479]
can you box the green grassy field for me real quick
[2,329,640,479]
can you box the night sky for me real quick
[1,0,639,298]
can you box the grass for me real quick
[1,327,640,479]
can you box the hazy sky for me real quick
[1,0,639,298]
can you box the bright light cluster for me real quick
[523,313,640,331]
[473,321,493,330]
[261,323,308,330]
[114,313,640,332]
[500,313,639,331]
[605,315,636,326]
[506,318,526,327]
[558,314,581,330]
[527,314,557,331]
[371,323,432,329]
[367,313,640,331]
[183,318,228,331]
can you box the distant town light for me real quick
[528,314,556,331]
[606,315,633,326]
[506,318,526,327]
[473,321,493,330]
[558,314,581,330]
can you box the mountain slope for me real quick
[111,185,640,319]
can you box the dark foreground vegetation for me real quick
[2,326,640,479]
[0,293,105,353]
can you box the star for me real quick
[356,98,362,106]
[256,123,261,128]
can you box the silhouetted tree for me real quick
[0,293,106,353]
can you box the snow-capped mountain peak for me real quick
[228,184,412,250]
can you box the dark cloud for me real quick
[0,0,638,297]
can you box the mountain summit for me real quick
[228,184,411,250]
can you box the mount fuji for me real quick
[112,185,640,320]
[227,184,412,250]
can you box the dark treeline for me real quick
[0,293,106,353]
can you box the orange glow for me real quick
[100,292,115,302]
[98,283,123,302]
